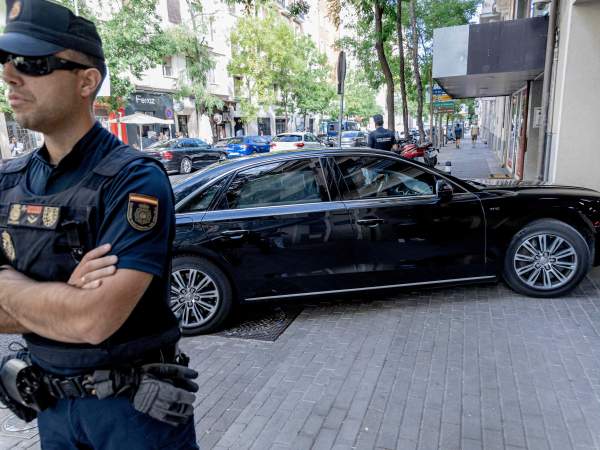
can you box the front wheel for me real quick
[503,219,591,297]
[170,256,233,335]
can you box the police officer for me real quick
[367,114,396,151]
[0,1,198,448]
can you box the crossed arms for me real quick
[0,245,152,345]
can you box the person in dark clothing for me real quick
[0,1,198,448]
[454,122,463,148]
[368,114,396,151]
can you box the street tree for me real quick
[409,0,425,140]
[334,0,396,130]
[229,10,332,130]
[335,70,383,125]
[52,0,182,112]
[293,38,336,127]
[176,0,223,141]
[395,0,410,137]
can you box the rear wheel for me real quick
[180,157,192,174]
[170,256,233,335]
[503,219,591,297]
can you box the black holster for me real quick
[0,353,54,422]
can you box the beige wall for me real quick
[549,1,600,191]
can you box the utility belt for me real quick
[0,347,198,427]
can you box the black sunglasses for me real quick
[0,54,94,77]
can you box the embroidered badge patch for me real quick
[8,204,22,225]
[8,1,22,21]
[127,194,159,232]
[1,231,15,262]
[42,207,60,229]
[7,204,60,230]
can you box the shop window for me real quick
[258,118,271,136]
[275,119,286,135]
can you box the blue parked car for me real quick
[224,136,271,158]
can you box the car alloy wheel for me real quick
[180,158,192,174]
[503,219,591,298]
[170,268,220,330]
[513,233,578,290]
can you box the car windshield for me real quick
[273,135,302,142]
[342,131,359,138]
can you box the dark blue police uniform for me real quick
[0,2,198,446]
[0,124,198,449]
[368,126,396,151]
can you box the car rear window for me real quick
[273,135,302,142]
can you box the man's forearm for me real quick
[0,272,95,344]
[0,305,30,334]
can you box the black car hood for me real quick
[471,178,600,197]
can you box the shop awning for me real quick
[432,17,548,98]
[108,112,174,125]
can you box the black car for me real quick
[170,149,600,334]
[144,138,226,174]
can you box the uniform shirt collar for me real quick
[34,122,104,170]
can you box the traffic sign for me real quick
[433,100,456,109]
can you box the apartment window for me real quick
[208,67,216,84]
[234,76,243,98]
[163,57,173,77]
[167,0,181,24]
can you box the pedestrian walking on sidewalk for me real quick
[454,122,463,148]
[471,123,479,146]
[0,1,199,448]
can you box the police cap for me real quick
[373,114,384,126]
[0,0,104,60]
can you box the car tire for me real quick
[180,157,192,174]
[503,219,591,297]
[170,255,233,335]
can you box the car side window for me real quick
[224,159,328,209]
[334,156,436,200]
[179,178,229,213]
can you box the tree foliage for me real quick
[52,0,190,112]
[338,0,479,131]
[229,11,334,127]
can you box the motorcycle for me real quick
[395,140,438,168]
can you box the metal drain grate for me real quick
[216,305,303,341]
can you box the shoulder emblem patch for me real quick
[127,193,159,232]
[1,231,15,262]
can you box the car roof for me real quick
[172,147,476,202]
[173,148,410,182]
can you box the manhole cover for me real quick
[216,305,302,341]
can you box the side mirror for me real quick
[436,179,454,202]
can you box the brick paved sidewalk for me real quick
[436,136,509,180]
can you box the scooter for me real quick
[397,141,438,167]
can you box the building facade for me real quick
[433,0,600,192]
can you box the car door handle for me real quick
[357,218,385,227]
[220,230,249,240]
